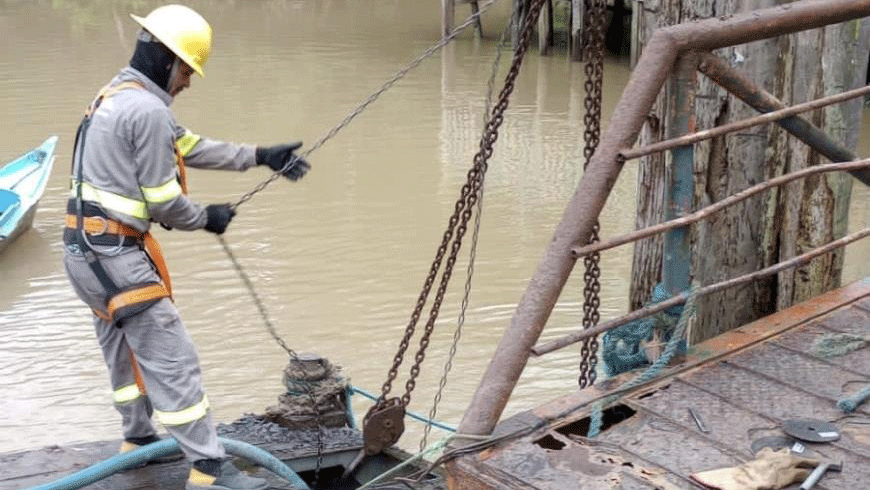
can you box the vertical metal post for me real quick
[662,54,697,296]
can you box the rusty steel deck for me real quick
[448,278,870,489]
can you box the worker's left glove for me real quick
[204,204,236,235]
[256,142,311,181]
[689,447,818,490]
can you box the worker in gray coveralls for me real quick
[62,4,308,490]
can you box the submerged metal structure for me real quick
[447,0,870,487]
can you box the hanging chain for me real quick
[214,2,506,481]
[419,17,513,452]
[376,0,547,411]
[578,0,607,389]
[215,235,324,487]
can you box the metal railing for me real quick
[455,0,870,439]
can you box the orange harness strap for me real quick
[129,349,147,396]
[74,80,189,323]
[65,215,173,321]
[86,80,189,194]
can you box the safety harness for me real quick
[66,81,187,324]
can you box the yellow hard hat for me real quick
[130,4,212,77]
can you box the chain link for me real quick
[378,0,548,410]
[419,17,513,452]
[230,0,501,211]
[215,235,324,486]
[578,0,607,390]
[218,1,507,479]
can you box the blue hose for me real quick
[26,437,310,490]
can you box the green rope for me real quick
[587,288,698,438]
[810,333,869,358]
[838,384,870,412]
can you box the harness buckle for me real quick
[91,216,110,236]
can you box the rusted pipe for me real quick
[620,82,870,161]
[664,0,870,52]
[571,159,870,259]
[663,54,697,297]
[533,224,870,355]
[455,0,870,440]
[696,52,870,186]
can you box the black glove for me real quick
[204,204,236,235]
[255,142,311,181]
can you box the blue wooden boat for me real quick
[0,136,57,254]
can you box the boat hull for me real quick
[0,136,56,254]
[0,202,37,255]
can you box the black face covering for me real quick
[129,30,176,92]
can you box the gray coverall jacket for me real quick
[64,66,256,462]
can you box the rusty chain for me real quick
[373,0,548,414]
[419,17,514,453]
[578,0,607,389]
[215,234,325,487]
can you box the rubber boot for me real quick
[119,435,184,467]
[186,459,268,490]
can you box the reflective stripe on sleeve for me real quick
[70,180,149,219]
[176,131,201,157]
[113,384,143,404]
[154,395,210,426]
[141,178,183,204]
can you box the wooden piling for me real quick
[630,0,641,68]
[444,0,484,37]
[470,0,483,36]
[570,0,584,61]
[442,0,455,36]
[538,0,554,54]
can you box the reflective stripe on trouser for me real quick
[63,246,225,462]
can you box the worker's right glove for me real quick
[689,447,819,490]
[204,204,236,235]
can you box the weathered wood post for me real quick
[570,0,585,61]
[445,0,484,37]
[442,0,455,36]
[629,0,643,67]
[630,0,870,341]
[512,0,530,48]
[470,0,483,36]
[538,0,554,54]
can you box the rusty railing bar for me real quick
[571,158,870,258]
[620,82,870,161]
[535,226,870,356]
[696,51,870,186]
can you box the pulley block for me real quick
[362,397,406,455]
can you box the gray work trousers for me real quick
[63,243,225,463]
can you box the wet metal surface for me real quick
[0,415,444,490]
[448,279,870,489]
